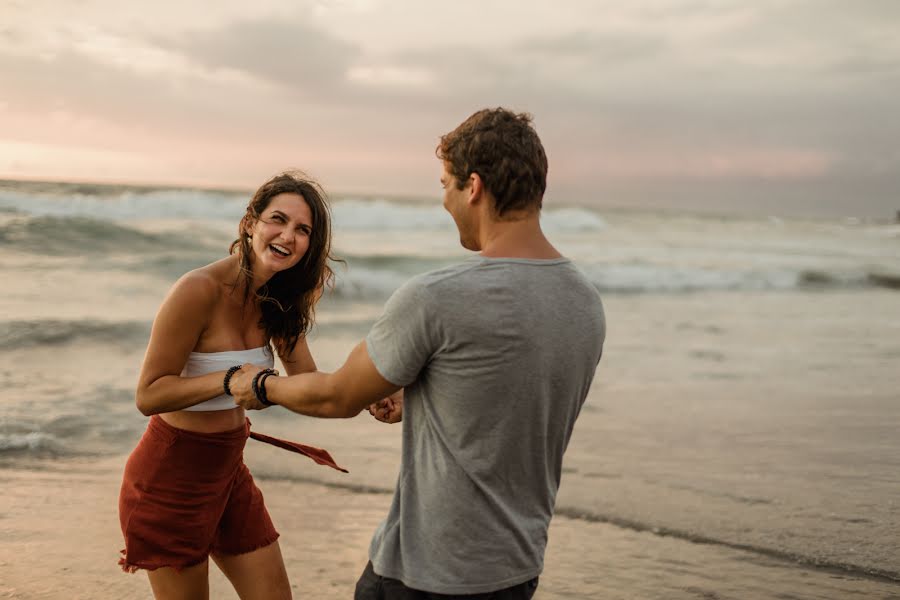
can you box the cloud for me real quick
[517,30,667,63]
[1,1,898,214]
[152,18,360,91]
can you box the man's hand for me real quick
[367,390,403,424]
[231,363,265,410]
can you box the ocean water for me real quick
[1,179,899,596]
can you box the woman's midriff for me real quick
[160,408,246,433]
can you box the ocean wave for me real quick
[338,253,454,272]
[0,387,146,461]
[332,199,606,233]
[0,319,150,350]
[0,432,63,454]
[540,207,607,232]
[326,253,454,300]
[332,267,415,300]
[0,215,213,255]
[580,264,897,294]
[326,261,900,301]
[0,184,607,233]
[332,199,450,231]
[0,186,247,221]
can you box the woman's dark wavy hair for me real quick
[229,171,338,356]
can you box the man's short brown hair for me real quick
[437,108,548,217]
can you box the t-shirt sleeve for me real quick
[365,278,439,387]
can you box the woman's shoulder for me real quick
[167,258,234,310]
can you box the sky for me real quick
[1,0,899,217]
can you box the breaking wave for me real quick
[0,319,150,350]
[330,260,900,300]
[0,215,213,256]
[0,182,606,233]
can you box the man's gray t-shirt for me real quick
[365,257,605,595]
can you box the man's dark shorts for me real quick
[354,561,539,600]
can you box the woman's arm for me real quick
[276,285,324,376]
[278,336,317,376]
[134,272,226,416]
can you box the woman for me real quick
[119,172,340,599]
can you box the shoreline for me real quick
[552,506,900,586]
[251,469,900,586]
[2,457,898,599]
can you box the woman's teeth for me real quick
[270,244,291,257]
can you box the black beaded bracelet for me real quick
[251,368,277,407]
[258,370,276,407]
[223,365,242,396]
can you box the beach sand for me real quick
[2,457,898,600]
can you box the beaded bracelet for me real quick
[251,368,277,408]
[222,365,242,396]
[258,370,276,407]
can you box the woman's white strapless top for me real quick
[181,346,275,411]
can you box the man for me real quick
[232,107,606,599]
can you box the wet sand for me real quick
[1,457,898,599]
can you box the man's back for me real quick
[365,256,605,595]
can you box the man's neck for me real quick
[478,212,562,259]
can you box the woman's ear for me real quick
[240,214,255,240]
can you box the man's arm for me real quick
[231,340,400,418]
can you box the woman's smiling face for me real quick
[247,192,313,275]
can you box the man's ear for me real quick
[467,172,483,206]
